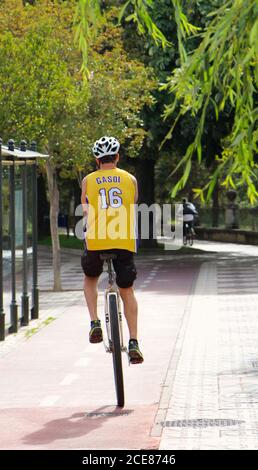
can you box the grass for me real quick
[25,316,56,339]
[39,235,207,255]
[39,234,83,250]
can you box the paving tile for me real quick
[159,260,258,450]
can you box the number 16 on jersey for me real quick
[99,188,123,209]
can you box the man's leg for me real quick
[83,275,99,321]
[119,286,143,364]
[114,251,143,363]
[83,275,103,343]
[119,286,138,339]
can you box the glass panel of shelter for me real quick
[1,160,34,332]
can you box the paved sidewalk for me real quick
[1,243,258,449]
[38,246,84,291]
[0,250,199,449]
[158,256,258,450]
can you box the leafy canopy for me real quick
[0,1,156,178]
[76,0,258,202]
[163,0,258,203]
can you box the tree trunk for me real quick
[38,173,50,237]
[45,159,62,291]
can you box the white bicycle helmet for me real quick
[92,136,120,159]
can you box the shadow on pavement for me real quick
[22,406,133,447]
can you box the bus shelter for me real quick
[0,139,49,341]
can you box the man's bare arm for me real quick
[81,177,88,216]
[131,175,138,203]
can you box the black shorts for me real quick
[81,249,137,288]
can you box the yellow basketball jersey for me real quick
[83,168,137,252]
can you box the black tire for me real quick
[183,235,187,246]
[109,293,124,408]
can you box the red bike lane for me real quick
[0,255,200,450]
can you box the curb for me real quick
[38,245,82,256]
[150,262,200,439]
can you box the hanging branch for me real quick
[163,0,258,202]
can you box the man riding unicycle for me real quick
[81,136,144,364]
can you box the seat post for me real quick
[100,253,117,286]
[107,259,114,286]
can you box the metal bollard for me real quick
[0,138,5,341]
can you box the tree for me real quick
[119,0,224,230]
[163,0,258,203]
[0,0,92,290]
[76,0,258,203]
[0,0,155,288]
[74,0,170,78]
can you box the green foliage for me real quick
[171,0,201,62]
[0,0,87,170]
[0,1,156,177]
[3,0,257,206]
[73,0,258,204]
[86,7,157,160]
[74,0,103,78]
[120,0,171,48]
[163,0,258,202]
[75,0,171,75]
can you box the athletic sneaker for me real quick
[128,339,144,364]
[89,320,103,343]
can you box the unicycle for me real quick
[100,253,127,408]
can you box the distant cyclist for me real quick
[80,136,144,364]
[182,198,198,235]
